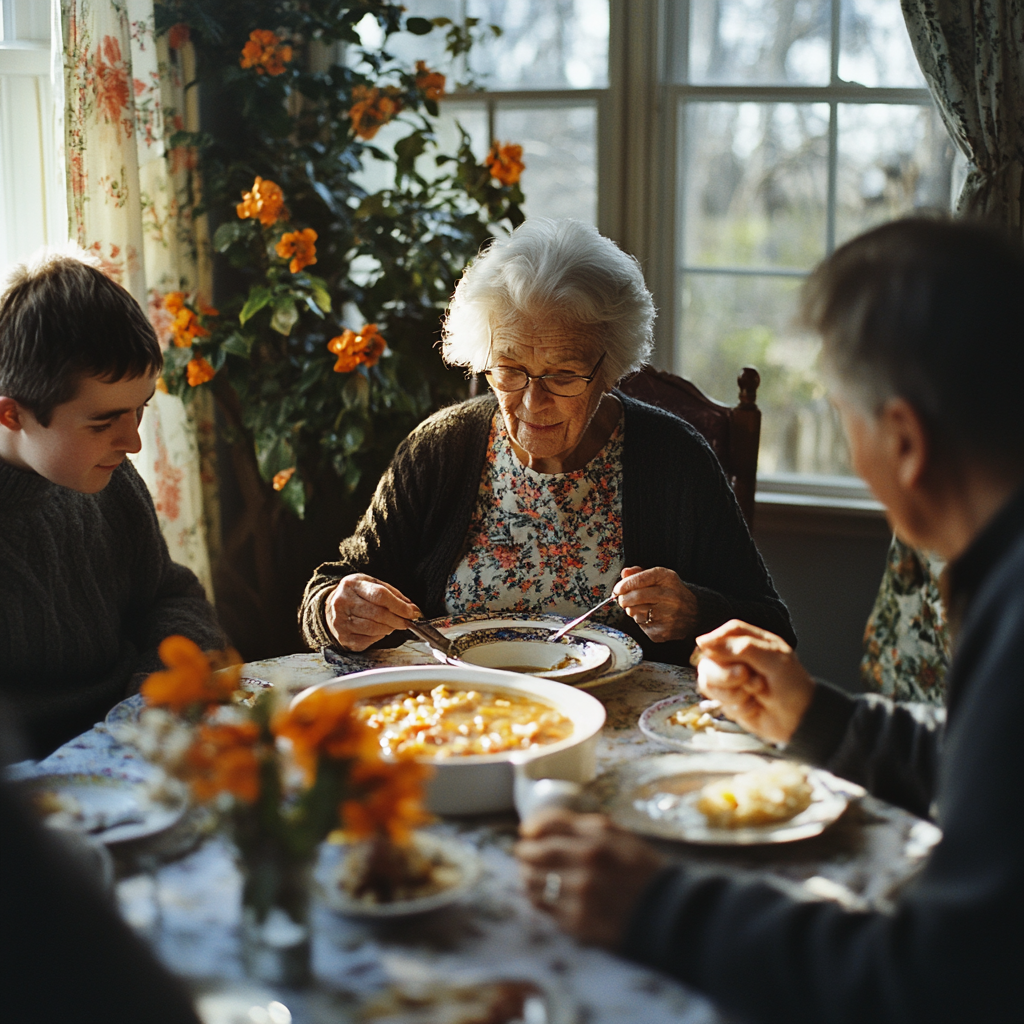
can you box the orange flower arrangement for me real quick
[141,635,241,713]
[343,756,434,844]
[327,324,386,373]
[184,721,261,803]
[236,176,287,226]
[485,141,526,186]
[239,29,293,76]
[167,23,190,50]
[272,467,296,491]
[347,85,402,140]
[187,356,216,387]
[414,61,445,102]
[275,228,318,273]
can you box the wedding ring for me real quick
[542,871,562,905]
[645,608,654,625]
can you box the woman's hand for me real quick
[694,619,816,744]
[324,573,422,652]
[515,809,666,949]
[614,566,699,642]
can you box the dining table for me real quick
[13,644,942,1024]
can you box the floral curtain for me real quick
[59,0,218,598]
[901,0,1024,234]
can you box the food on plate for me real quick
[695,761,813,828]
[354,684,573,757]
[338,835,464,905]
[669,699,729,732]
[358,978,547,1023]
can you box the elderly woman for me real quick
[300,219,794,664]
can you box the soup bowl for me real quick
[289,664,606,815]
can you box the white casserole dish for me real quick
[289,664,606,815]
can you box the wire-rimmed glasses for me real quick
[483,352,606,397]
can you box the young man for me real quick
[515,218,1024,1023]
[0,252,225,756]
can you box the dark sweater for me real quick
[301,393,795,664]
[0,457,225,757]
[623,485,1024,1024]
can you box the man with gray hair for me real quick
[516,217,1024,1023]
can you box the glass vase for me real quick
[237,838,314,987]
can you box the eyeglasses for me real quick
[483,352,606,398]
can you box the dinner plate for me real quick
[441,627,611,683]
[427,613,643,688]
[318,832,482,918]
[21,770,188,845]
[591,752,849,845]
[639,694,770,753]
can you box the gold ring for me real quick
[542,871,562,905]
[645,608,654,625]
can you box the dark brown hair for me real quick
[802,216,1024,465]
[0,253,162,425]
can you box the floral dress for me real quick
[445,411,631,631]
[860,536,951,705]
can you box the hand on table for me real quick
[614,566,699,643]
[515,809,667,949]
[694,619,816,744]
[325,573,421,652]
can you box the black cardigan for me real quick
[623,485,1024,1023]
[301,393,794,664]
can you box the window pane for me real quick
[678,272,851,475]
[836,103,955,246]
[839,0,926,87]
[468,0,609,89]
[495,103,597,222]
[688,0,831,85]
[682,102,829,270]
[355,1,463,74]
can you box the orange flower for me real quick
[141,636,240,712]
[347,85,402,140]
[273,688,380,784]
[171,306,209,347]
[485,141,525,186]
[275,228,317,273]
[183,721,261,803]
[272,467,295,491]
[342,756,434,844]
[236,176,287,226]
[239,29,292,76]
[414,61,445,102]
[155,377,169,393]
[163,290,186,315]
[327,324,386,373]
[187,357,216,386]
[167,23,190,50]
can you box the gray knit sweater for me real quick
[301,394,794,664]
[0,457,224,756]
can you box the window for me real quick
[0,0,65,281]
[668,0,955,478]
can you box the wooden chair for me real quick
[618,365,762,527]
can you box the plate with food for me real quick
[319,831,482,918]
[639,694,770,752]
[592,752,849,845]
[426,613,643,688]
[21,770,188,845]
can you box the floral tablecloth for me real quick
[17,653,940,1024]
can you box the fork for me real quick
[546,593,619,642]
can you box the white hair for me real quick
[441,219,656,385]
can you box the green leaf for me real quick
[355,192,387,219]
[343,461,362,493]
[405,16,433,34]
[213,221,244,252]
[311,283,332,314]
[343,372,370,410]
[279,472,306,519]
[395,132,427,181]
[239,285,272,325]
[270,298,299,336]
[340,422,365,454]
[220,332,254,358]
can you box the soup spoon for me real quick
[546,594,618,642]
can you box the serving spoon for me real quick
[546,593,619,642]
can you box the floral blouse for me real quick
[445,411,631,631]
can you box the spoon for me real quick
[546,594,619,642]
[404,618,459,663]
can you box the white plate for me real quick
[427,613,643,688]
[318,832,482,917]
[592,752,849,845]
[21,771,187,845]
[639,694,770,753]
[442,627,611,683]
[105,676,272,733]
